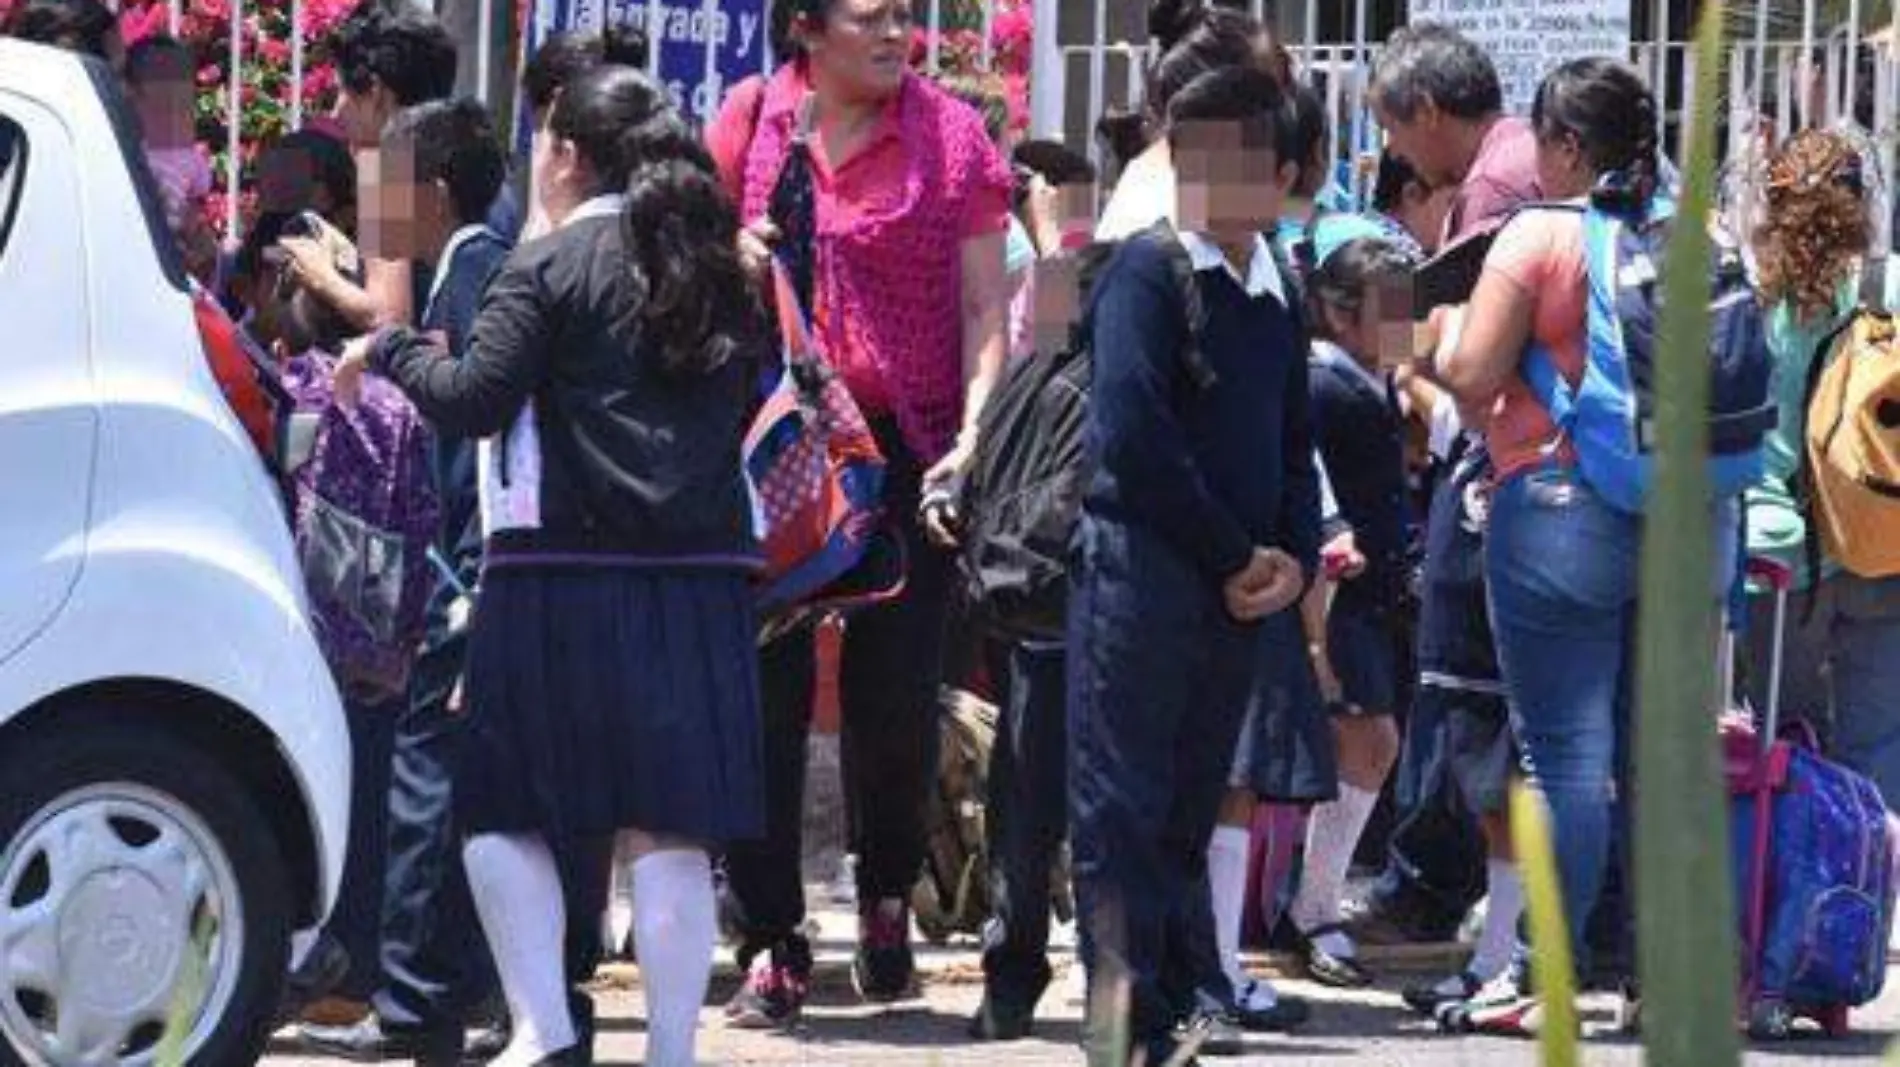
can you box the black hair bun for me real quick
[1147,0,1209,54]
[601,24,650,69]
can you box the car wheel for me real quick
[0,721,292,1066]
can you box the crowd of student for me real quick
[8,0,1900,1064]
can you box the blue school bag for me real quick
[1519,195,1776,514]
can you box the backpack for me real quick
[744,257,898,640]
[281,352,441,706]
[1798,309,1900,579]
[911,686,1074,944]
[1519,200,1776,514]
[955,221,1220,642]
[1728,723,1894,1035]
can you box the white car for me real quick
[0,41,350,1067]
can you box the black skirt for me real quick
[1231,609,1339,804]
[457,564,765,843]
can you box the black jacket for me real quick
[372,213,760,566]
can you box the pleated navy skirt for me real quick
[1230,609,1339,804]
[456,564,765,844]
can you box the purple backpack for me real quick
[282,352,440,706]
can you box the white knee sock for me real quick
[1206,825,1252,993]
[1470,860,1524,981]
[1291,783,1380,959]
[632,849,717,1067]
[464,833,575,1064]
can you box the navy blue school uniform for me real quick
[1067,228,1320,1059]
[370,198,764,846]
[1308,341,1410,715]
[1416,433,1513,815]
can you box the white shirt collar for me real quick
[425,222,497,320]
[1313,339,1389,396]
[564,193,628,227]
[1177,230,1286,305]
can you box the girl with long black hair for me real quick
[336,67,764,1067]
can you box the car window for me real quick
[0,117,22,264]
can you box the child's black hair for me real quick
[1014,138,1097,187]
[381,98,506,226]
[1371,150,1423,214]
[6,0,116,60]
[124,34,191,86]
[1163,65,1297,172]
[522,25,650,117]
[1306,236,1416,340]
[333,0,458,106]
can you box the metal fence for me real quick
[94,0,1900,247]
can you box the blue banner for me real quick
[521,0,769,129]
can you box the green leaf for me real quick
[1510,782,1578,1067]
[1634,4,1744,1066]
[153,907,217,1067]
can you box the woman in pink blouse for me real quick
[704,0,1012,1030]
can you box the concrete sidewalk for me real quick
[265,903,1900,1065]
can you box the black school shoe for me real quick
[463,990,595,1065]
[1287,922,1374,989]
[853,899,918,1002]
[1401,971,1484,1016]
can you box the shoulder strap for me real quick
[1144,220,1219,390]
[1793,310,1867,618]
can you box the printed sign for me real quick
[518,0,769,144]
[1406,0,1632,113]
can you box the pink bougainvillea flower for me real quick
[258,37,290,65]
[198,64,224,87]
[118,4,169,48]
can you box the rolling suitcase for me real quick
[1725,557,1894,1039]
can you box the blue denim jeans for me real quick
[1745,571,1900,809]
[1487,465,1739,973]
[1486,466,1640,970]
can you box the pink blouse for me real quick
[707,64,1012,464]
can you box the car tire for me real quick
[0,717,293,1067]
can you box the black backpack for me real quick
[956,220,1217,642]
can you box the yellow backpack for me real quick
[1803,310,1900,578]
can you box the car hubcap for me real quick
[0,785,243,1066]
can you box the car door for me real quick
[0,93,96,665]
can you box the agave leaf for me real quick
[1509,782,1579,1067]
[153,908,216,1067]
[1634,4,1744,1066]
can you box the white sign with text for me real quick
[1407,0,1632,113]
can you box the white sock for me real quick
[464,833,575,1065]
[1206,825,1252,994]
[288,930,317,972]
[1290,783,1381,959]
[632,849,717,1067]
[1470,860,1524,982]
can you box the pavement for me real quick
[263,900,1900,1066]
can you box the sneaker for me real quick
[852,899,916,1002]
[725,942,812,1030]
[1175,1006,1242,1058]
[1229,979,1309,1032]
[1438,968,1542,1037]
[296,1012,463,1065]
[1614,980,1642,1036]
[1290,922,1373,988]
[1401,971,1484,1016]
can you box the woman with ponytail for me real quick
[1423,57,1675,1035]
[334,66,765,1067]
